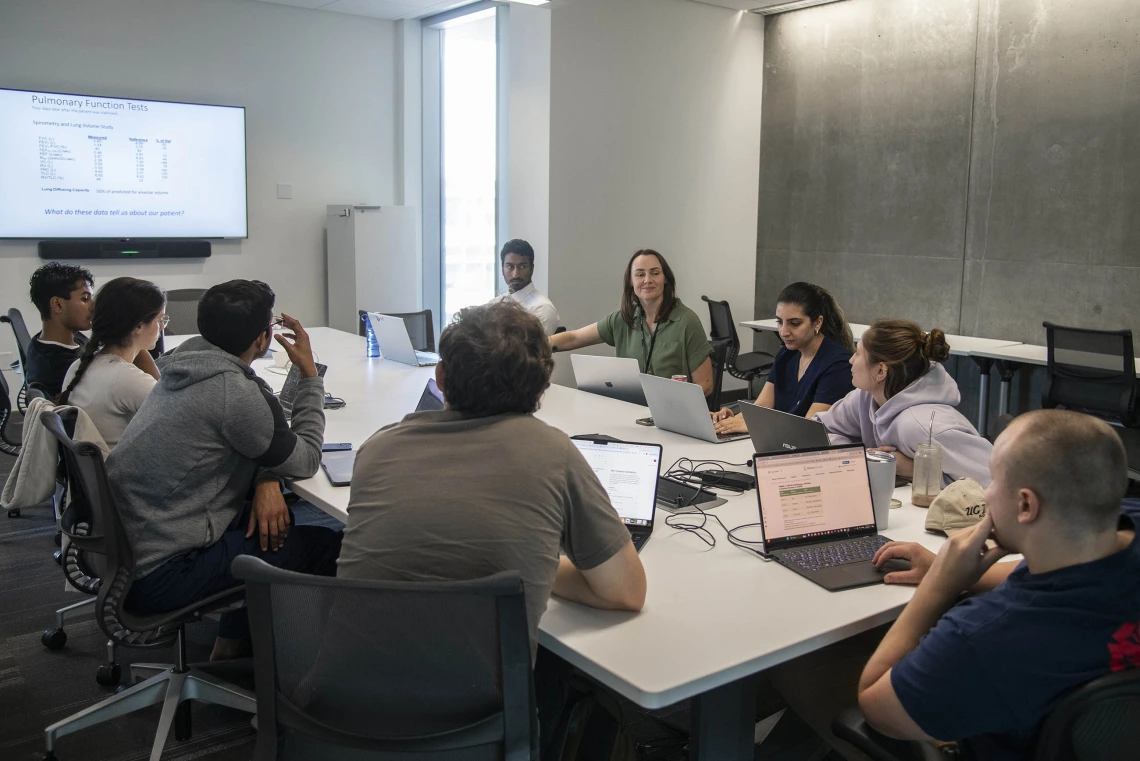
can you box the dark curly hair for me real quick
[438,301,553,417]
[197,280,276,356]
[29,262,94,320]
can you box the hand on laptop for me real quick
[711,408,747,435]
[873,541,935,585]
[274,313,318,378]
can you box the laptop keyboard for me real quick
[780,535,890,572]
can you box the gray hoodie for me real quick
[815,363,993,487]
[107,336,325,577]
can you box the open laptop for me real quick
[415,377,445,411]
[639,373,749,444]
[570,437,662,552]
[738,402,831,454]
[321,449,356,487]
[278,362,328,419]
[753,444,903,591]
[367,312,440,367]
[571,355,647,407]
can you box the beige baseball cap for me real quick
[925,478,987,535]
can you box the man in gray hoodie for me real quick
[107,279,341,659]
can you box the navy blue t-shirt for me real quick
[765,335,853,417]
[891,500,1140,760]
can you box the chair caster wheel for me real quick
[42,629,66,650]
[96,663,121,686]
[7,508,18,518]
[53,550,62,565]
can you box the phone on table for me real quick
[322,443,352,452]
[635,417,655,427]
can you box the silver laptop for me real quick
[367,312,440,367]
[571,355,647,406]
[738,402,831,454]
[639,373,749,444]
[320,449,356,487]
[570,437,661,552]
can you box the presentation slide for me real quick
[755,446,875,542]
[573,441,660,525]
[0,89,247,238]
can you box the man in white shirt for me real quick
[491,239,561,336]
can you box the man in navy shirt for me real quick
[859,409,1140,760]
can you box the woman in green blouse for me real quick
[551,249,714,396]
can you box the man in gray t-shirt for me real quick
[337,300,646,654]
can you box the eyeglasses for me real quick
[159,315,171,328]
[265,316,284,334]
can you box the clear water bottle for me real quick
[363,313,380,358]
[911,442,943,507]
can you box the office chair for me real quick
[0,366,19,458]
[234,556,537,760]
[701,296,774,396]
[707,339,729,412]
[832,666,1140,761]
[1042,322,1140,427]
[162,289,207,336]
[2,307,34,412]
[38,409,255,761]
[357,309,436,353]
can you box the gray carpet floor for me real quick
[0,404,840,761]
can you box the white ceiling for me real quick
[252,0,477,22]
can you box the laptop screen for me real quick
[753,445,876,550]
[571,439,661,527]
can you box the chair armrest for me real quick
[831,706,942,761]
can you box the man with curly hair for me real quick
[25,262,94,397]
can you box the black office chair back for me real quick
[708,339,728,412]
[39,409,182,649]
[163,288,207,336]
[2,307,33,369]
[1033,667,1140,761]
[1043,322,1139,426]
[701,295,741,364]
[234,556,535,760]
[0,368,18,455]
[358,309,437,353]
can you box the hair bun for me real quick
[920,329,950,363]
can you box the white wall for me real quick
[548,0,764,389]
[0,0,398,359]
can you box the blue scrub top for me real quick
[766,335,854,416]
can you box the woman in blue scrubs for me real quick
[712,282,855,434]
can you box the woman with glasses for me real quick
[59,277,166,448]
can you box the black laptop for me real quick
[570,437,662,552]
[753,444,904,590]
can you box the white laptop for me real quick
[570,437,661,552]
[639,373,750,444]
[367,312,440,367]
[571,355,647,407]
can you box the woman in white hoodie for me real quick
[815,319,993,486]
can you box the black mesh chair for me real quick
[707,339,729,413]
[1042,322,1140,427]
[358,309,436,353]
[701,296,774,396]
[38,409,255,761]
[233,556,537,760]
[0,366,18,457]
[163,288,207,336]
[2,307,34,412]
[832,667,1140,761]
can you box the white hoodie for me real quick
[815,363,993,486]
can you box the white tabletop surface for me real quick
[166,328,948,709]
[968,342,1140,376]
[739,319,1021,359]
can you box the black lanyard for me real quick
[641,318,660,373]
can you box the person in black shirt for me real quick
[24,263,94,397]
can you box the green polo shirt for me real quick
[596,300,712,380]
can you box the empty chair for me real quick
[1042,321,1140,427]
[234,556,536,760]
[2,307,34,412]
[358,309,436,353]
[38,409,255,761]
[0,367,18,457]
[832,666,1140,761]
[701,296,775,396]
[162,289,207,336]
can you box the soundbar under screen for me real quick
[0,88,247,239]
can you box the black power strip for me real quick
[692,469,756,491]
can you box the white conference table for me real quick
[170,328,946,759]
[739,319,1023,436]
